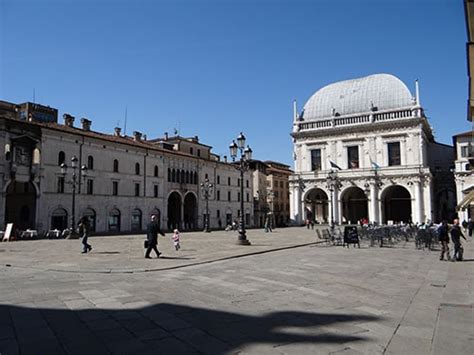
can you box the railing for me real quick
[373,109,412,122]
[297,108,415,132]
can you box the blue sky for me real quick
[0,0,469,166]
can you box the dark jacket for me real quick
[438,224,449,242]
[450,225,465,244]
[147,221,164,246]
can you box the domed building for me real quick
[289,73,456,225]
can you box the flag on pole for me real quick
[370,157,380,170]
[329,160,342,170]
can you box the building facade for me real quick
[453,131,474,221]
[289,74,455,226]
[0,101,254,234]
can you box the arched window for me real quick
[87,155,94,170]
[154,165,158,177]
[177,169,181,183]
[194,171,198,184]
[113,159,119,173]
[58,151,65,166]
[131,208,142,231]
[108,208,121,232]
[185,171,189,184]
[172,169,176,182]
[181,170,185,183]
[135,162,140,175]
[168,168,171,182]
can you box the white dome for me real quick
[302,74,414,120]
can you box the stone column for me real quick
[369,184,379,223]
[423,177,433,223]
[414,180,424,224]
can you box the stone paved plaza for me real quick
[0,227,472,354]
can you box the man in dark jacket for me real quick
[451,219,466,261]
[438,220,449,261]
[145,214,165,259]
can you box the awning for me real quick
[456,190,474,211]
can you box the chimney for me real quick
[143,134,147,141]
[133,131,142,141]
[80,117,91,131]
[114,127,121,136]
[164,132,168,140]
[63,114,75,127]
[224,155,227,163]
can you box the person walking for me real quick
[78,217,92,254]
[145,214,165,259]
[264,215,272,233]
[451,218,467,261]
[172,229,181,251]
[438,220,450,261]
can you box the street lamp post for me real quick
[200,178,213,233]
[60,155,87,239]
[326,170,341,232]
[230,132,252,245]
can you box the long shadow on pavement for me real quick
[0,303,379,354]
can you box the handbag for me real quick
[144,240,149,248]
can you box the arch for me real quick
[5,181,37,230]
[113,159,119,173]
[131,208,142,232]
[51,207,68,231]
[135,162,140,175]
[154,165,158,177]
[381,185,412,223]
[108,208,121,232]
[184,192,198,230]
[304,188,329,224]
[58,151,65,166]
[340,186,368,224]
[81,208,96,232]
[167,191,182,230]
[87,155,94,170]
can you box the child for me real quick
[172,229,181,251]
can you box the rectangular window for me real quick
[197,149,201,157]
[217,175,220,184]
[228,191,231,201]
[238,192,241,202]
[112,181,118,196]
[154,185,158,198]
[311,149,322,171]
[280,181,283,188]
[135,183,140,197]
[246,180,249,188]
[388,142,401,166]
[87,179,93,195]
[228,177,231,185]
[461,145,473,158]
[347,146,359,169]
[190,147,194,155]
[57,177,65,193]
[217,190,220,201]
[246,192,249,202]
